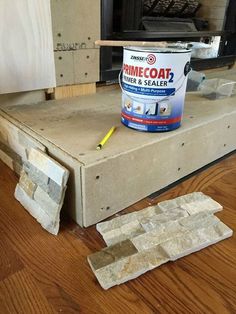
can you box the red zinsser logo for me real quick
[147,54,156,65]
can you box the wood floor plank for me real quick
[0,269,55,314]
[0,153,236,313]
[0,235,24,281]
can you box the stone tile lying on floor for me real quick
[89,210,233,289]
[178,212,220,229]
[131,213,220,252]
[131,222,184,251]
[14,148,69,235]
[96,206,176,245]
[158,192,222,214]
[96,205,161,246]
[97,209,186,246]
[97,205,159,234]
[180,199,222,215]
[139,208,189,232]
[100,221,146,247]
[160,222,233,261]
[88,244,169,290]
[96,192,222,246]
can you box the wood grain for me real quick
[0,0,55,94]
[50,83,96,100]
[95,40,167,47]
[0,152,236,313]
[0,269,55,314]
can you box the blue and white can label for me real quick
[121,47,191,132]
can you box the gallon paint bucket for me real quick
[120,46,192,132]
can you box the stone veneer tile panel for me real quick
[89,217,233,289]
[97,193,223,247]
[89,194,233,289]
[89,245,169,290]
[24,161,49,189]
[97,208,189,246]
[96,206,179,245]
[158,192,222,214]
[15,148,69,235]
[132,213,222,252]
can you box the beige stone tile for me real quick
[24,161,49,186]
[87,240,138,272]
[28,148,69,187]
[200,222,233,243]
[131,227,185,251]
[136,205,162,219]
[214,221,233,238]
[120,220,141,234]
[160,230,208,261]
[14,184,59,235]
[90,193,232,290]
[98,220,145,246]
[104,234,128,247]
[34,186,60,221]
[19,170,37,199]
[97,206,188,246]
[96,205,161,235]
[161,222,233,261]
[96,212,138,234]
[179,212,220,230]
[139,209,188,232]
[181,199,222,215]
[158,192,222,214]
[94,254,149,290]
[102,228,124,244]
[158,192,206,211]
[97,219,145,246]
[93,245,169,290]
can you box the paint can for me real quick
[120,46,191,132]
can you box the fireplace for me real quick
[100,0,235,82]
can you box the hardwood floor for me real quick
[0,153,236,313]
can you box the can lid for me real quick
[124,46,191,53]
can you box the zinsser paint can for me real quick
[120,46,192,132]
